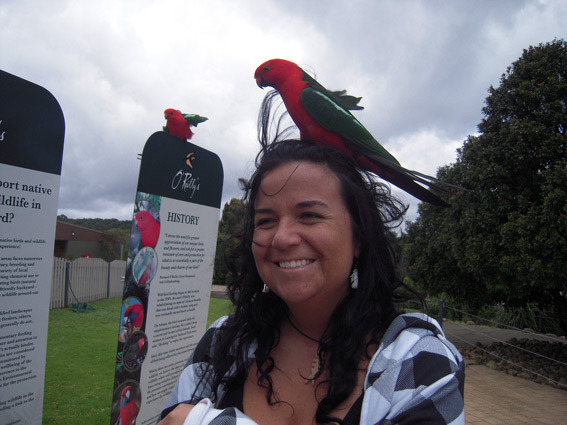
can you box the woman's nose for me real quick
[271,219,301,248]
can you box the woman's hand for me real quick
[157,404,194,424]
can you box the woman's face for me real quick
[252,161,360,310]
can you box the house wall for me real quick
[66,240,103,260]
[54,221,104,259]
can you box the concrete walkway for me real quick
[441,319,563,346]
[464,363,566,424]
[442,320,567,424]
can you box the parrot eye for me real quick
[263,66,270,72]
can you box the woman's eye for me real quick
[300,212,322,220]
[254,218,273,227]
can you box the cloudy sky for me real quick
[1,0,565,224]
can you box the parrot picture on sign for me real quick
[123,303,143,332]
[254,58,456,207]
[134,210,160,249]
[114,384,140,425]
[123,332,148,372]
[119,298,144,343]
[163,108,208,140]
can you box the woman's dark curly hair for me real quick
[203,94,409,424]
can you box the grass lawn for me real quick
[43,296,233,425]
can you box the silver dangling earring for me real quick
[350,260,359,289]
[262,283,270,293]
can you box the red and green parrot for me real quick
[163,108,208,140]
[254,59,451,207]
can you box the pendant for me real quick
[305,352,325,385]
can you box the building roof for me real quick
[55,220,104,241]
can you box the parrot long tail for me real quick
[362,152,455,207]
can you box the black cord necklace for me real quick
[286,314,326,384]
[287,314,322,344]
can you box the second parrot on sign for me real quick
[163,108,208,140]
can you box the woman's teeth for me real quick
[278,259,313,269]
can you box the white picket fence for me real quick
[50,257,126,309]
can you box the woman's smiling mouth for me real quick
[278,259,315,269]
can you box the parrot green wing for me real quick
[182,114,208,127]
[302,72,363,111]
[300,87,400,165]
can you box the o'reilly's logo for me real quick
[171,153,200,198]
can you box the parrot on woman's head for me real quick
[254,58,453,207]
[163,108,208,140]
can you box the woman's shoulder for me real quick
[209,315,231,330]
[371,312,463,368]
[362,313,465,424]
[191,315,231,362]
[382,312,445,343]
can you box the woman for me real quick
[159,140,465,425]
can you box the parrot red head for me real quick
[135,211,155,230]
[124,303,144,327]
[164,108,182,120]
[121,385,132,404]
[254,58,304,89]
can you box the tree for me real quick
[100,228,130,261]
[213,198,247,284]
[404,40,567,332]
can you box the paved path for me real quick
[211,285,229,300]
[441,319,564,347]
[211,288,567,423]
[464,363,566,424]
[442,319,567,424]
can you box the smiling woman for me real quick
[158,137,465,425]
[252,161,359,313]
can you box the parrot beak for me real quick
[255,76,265,89]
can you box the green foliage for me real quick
[213,198,246,284]
[100,228,130,261]
[44,297,234,424]
[403,39,567,332]
[57,215,131,232]
[423,293,474,322]
[478,303,563,335]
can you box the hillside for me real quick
[57,215,131,232]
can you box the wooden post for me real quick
[64,261,70,307]
[106,262,110,298]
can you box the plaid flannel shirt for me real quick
[161,312,465,424]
